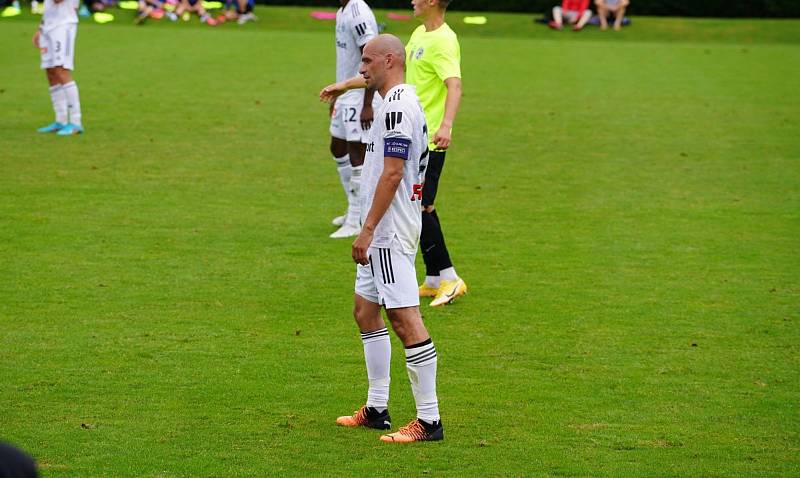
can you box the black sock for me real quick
[421,209,453,276]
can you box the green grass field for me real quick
[1,6,799,477]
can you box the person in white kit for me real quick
[33,0,84,136]
[335,34,444,443]
[328,0,381,239]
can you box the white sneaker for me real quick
[237,12,256,24]
[332,215,346,227]
[330,223,361,239]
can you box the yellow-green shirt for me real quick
[405,22,461,150]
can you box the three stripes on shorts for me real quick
[369,248,395,285]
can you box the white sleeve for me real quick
[382,102,415,160]
[350,8,377,47]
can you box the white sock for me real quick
[361,327,390,411]
[439,267,458,281]
[49,85,67,124]
[334,154,351,200]
[345,165,362,226]
[405,339,439,423]
[424,276,440,289]
[62,81,82,127]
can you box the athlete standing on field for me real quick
[335,34,444,443]
[406,0,465,307]
[321,0,466,307]
[328,0,381,239]
[33,0,84,136]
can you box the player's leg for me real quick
[549,6,563,29]
[575,10,592,30]
[195,3,216,24]
[39,68,68,132]
[336,265,392,430]
[419,150,447,293]
[329,100,352,228]
[331,140,365,235]
[382,306,443,442]
[330,101,365,238]
[135,0,153,23]
[38,28,68,133]
[54,26,83,136]
[420,151,466,306]
[371,242,442,443]
[613,2,628,31]
[596,1,610,30]
[236,0,256,24]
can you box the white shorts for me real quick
[355,238,420,309]
[40,24,77,70]
[330,93,382,144]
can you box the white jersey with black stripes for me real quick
[360,84,429,254]
[335,0,378,103]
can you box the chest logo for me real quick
[415,47,424,60]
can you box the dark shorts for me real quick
[423,150,446,207]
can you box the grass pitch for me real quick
[1,6,799,477]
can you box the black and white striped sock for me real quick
[361,327,390,411]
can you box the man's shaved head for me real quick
[360,34,407,96]
[364,34,406,67]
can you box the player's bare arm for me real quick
[358,44,376,131]
[320,75,368,103]
[351,156,404,265]
[432,77,462,150]
[361,87,375,131]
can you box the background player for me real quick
[33,0,84,136]
[406,0,466,307]
[336,34,444,443]
[328,0,380,239]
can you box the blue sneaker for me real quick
[37,122,65,133]
[57,123,84,136]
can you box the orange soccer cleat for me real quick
[380,419,443,443]
[336,406,391,430]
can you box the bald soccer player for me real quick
[333,34,444,444]
[321,0,466,308]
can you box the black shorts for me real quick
[423,150,446,207]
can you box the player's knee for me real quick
[386,315,407,340]
[330,137,347,158]
[59,69,72,84]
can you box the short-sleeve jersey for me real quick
[336,0,378,103]
[42,0,79,32]
[405,23,461,150]
[360,84,430,254]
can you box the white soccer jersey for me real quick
[335,0,378,103]
[41,0,79,32]
[360,84,429,254]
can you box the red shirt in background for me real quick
[562,0,590,13]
